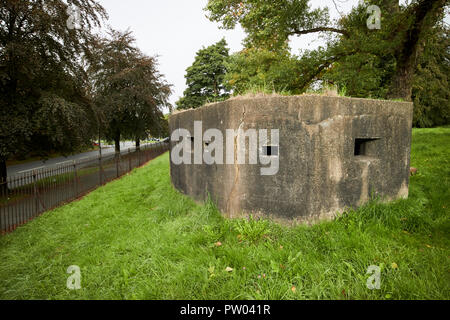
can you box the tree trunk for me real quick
[213,78,218,97]
[387,59,415,101]
[387,0,446,101]
[135,138,140,151]
[114,131,121,157]
[0,158,8,196]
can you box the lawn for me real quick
[0,128,449,300]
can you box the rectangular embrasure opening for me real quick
[263,146,279,156]
[354,138,380,156]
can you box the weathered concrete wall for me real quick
[169,95,413,222]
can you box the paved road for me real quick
[7,141,146,177]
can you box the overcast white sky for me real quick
[97,0,448,111]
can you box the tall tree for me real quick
[176,39,230,110]
[225,47,303,94]
[0,0,107,190]
[89,29,172,154]
[205,0,448,101]
[121,55,172,149]
[411,26,449,127]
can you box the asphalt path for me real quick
[7,141,145,177]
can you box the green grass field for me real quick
[0,128,449,300]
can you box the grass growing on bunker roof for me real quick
[0,127,449,300]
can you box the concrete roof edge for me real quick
[169,94,413,117]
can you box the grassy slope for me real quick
[0,128,449,300]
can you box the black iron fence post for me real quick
[128,148,131,171]
[138,147,141,167]
[99,154,103,185]
[32,171,38,214]
[0,177,4,232]
[73,161,78,198]
[116,154,120,178]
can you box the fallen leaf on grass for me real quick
[391,262,398,269]
[225,267,233,272]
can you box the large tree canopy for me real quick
[206,0,342,50]
[225,47,303,94]
[176,38,230,109]
[411,26,449,127]
[206,0,448,101]
[89,29,172,153]
[0,0,107,185]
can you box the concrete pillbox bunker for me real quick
[169,95,413,222]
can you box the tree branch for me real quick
[299,49,356,91]
[290,27,349,38]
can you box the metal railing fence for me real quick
[0,141,169,234]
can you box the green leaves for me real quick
[225,47,303,95]
[412,27,450,127]
[206,0,449,126]
[34,92,92,154]
[176,39,230,110]
[232,215,272,244]
[90,29,172,143]
[205,0,333,50]
[0,0,107,161]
